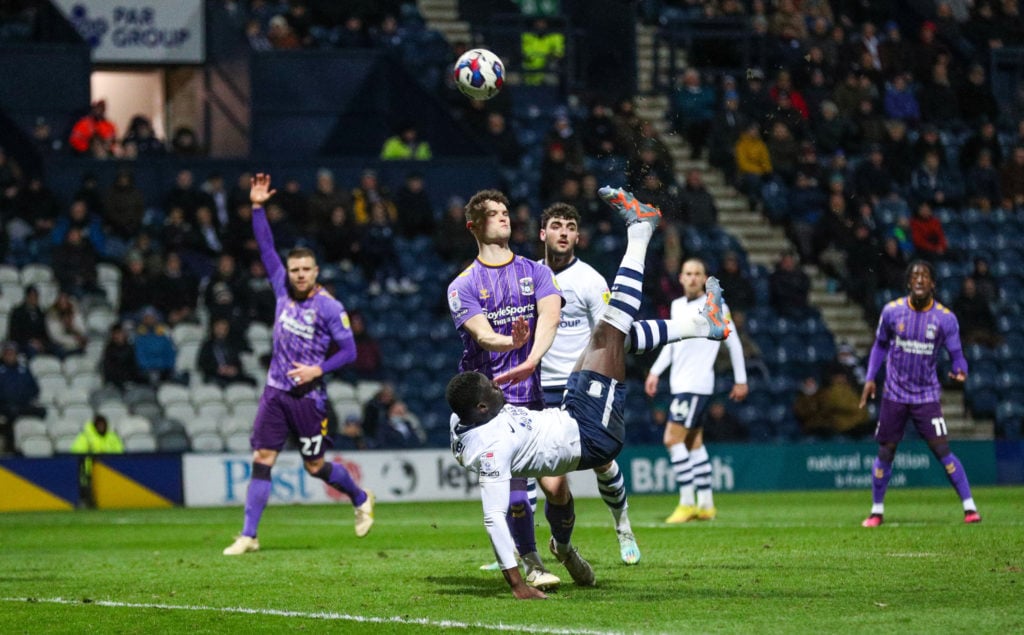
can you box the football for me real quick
[453,48,505,100]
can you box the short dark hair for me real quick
[446,372,487,421]
[465,189,509,228]
[905,259,935,286]
[286,246,317,263]
[541,202,580,228]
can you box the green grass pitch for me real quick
[1,486,1021,634]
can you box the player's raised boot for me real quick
[617,530,641,565]
[861,513,883,527]
[665,504,698,523]
[696,506,717,521]
[598,186,662,228]
[549,537,596,586]
[964,510,982,524]
[354,490,375,537]
[223,535,259,555]
[521,551,561,590]
[701,277,731,340]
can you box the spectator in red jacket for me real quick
[69,100,118,157]
[909,201,947,261]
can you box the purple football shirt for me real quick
[254,207,356,397]
[865,297,967,404]
[448,255,561,406]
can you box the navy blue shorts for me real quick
[563,370,625,471]
[542,386,565,408]
[668,392,711,430]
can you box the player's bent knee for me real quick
[302,457,325,475]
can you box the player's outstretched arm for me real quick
[250,173,276,206]
[859,380,876,409]
[463,315,530,352]
[504,568,547,600]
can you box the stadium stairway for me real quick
[632,26,991,439]
[417,0,471,45]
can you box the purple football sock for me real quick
[507,478,537,555]
[316,462,366,506]
[242,477,272,538]
[544,495,576,546]
[871,457,893,506]
[941,454,974,502]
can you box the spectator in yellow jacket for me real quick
[380,122,432,161]
[71,414,124,508]
[734,122,773,209]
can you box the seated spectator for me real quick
[876,237,909,291]
[8,285,52,357]
[103,168,146,243]
[121,115,165,158]
[769,250,810,318]
[786,172,827,261]
[708,91,749,183]
[246,260,276,326]
[965,149,1001,211]
[671,68,716,160]
[307,168,351,235]
[101,323,142,389]
[203,254,249,337]
[852,145,895,203]
[45,291,87,358]
[882,73,920,126]
[701,398,748,442]
[134,306,177,385]
[70,413,124,507]
[51,198,107,260]
[267,14,301,49]
[380,122,432,160]
[68,100,117,157]
[351,168,397,226]
[336,413,369,450]
[882,119,915,186]
[521,17,564,86]
[716,252,755,316]
[152,252,199,327]
[919,62,960,125]
[320,204,361,268]
[959,119,1003,175]
[0,341,47,452]
[170,126,204,157]
[734,122,772,208]
[969,257,999,306]
[12,176,60,254]
[394,172,435,238]
[844,223,882,321]
[359,202,417,296]
[345,310,382,381]
[198,319,256,388]
[626,140,674,192]
[912,123,947,167]
[794,367,874,440]
[679,169,718,230]
[581,100,626,159]
[361,383,425,448]
[51,226,101,299]
[435,196,475,265]
[851,98,887,152]
[810,100,853,157]
[952,278,1001,348]
[910,150,963,208]
[909,201,948,261]
[118,251,154,319]
[999,146,1024,207]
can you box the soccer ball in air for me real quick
[453,48,504,100]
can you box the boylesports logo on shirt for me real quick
[281,313,316,339]
[894,335,935,356]
[486,303,534,326]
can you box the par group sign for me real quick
[55,1,205,63]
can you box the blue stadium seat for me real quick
[967,387,1000,418]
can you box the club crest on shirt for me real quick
[479,288,491,301]
[925,323,937,339]
[480,452,497,476]
[302,309,316,325]
[448,289,461,312]
[519,277,534,296]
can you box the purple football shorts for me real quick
[250,386,330,457]
[874,398,947,444]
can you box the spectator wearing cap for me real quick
[121,114,165,158]
[0,340,47,452]
[766,121,801,185]
[198,318,256,388]
[380,121,432,160]
[134,306,177,385]
[811,100,854,157]
[739,67,775,124]
[69,100,118,157]
[351,168,397,226]
[670,68,717,160]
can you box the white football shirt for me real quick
[450,405,582,569]
[540,258,609,389]
[648,293,747,394]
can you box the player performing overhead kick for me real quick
[448,186,730,598]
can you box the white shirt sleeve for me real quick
[723,304,748,385]
[479,479,518,570]
[649,344,672,377]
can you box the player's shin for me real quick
[545,494,576,547]
[314,462,368,506]
[242,462,273,537]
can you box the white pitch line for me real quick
[1,597,625,635]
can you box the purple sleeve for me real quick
[944,313,968,375]
[532,262,562,302]
[320,307,357,374]
[253,206,286,297]
[865,311,890,382]
[449,276,483,329]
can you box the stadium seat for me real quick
[13,417,48,447]
[196,402,228,421]
[157,384,191,408]
[220,416,251,436]
[333,398,362,423]
[54,385,92,409]
[224,383,258,405]
[123,433,157,453]
[117,415,152,437]
[20,263,54,286]
[0,264,18,285]
[190,383,224,407]
[29,355,62,377]
[61,355,92,378]
[157,429,190,452]
[229,402,258,421]
[176,342,201,373]
[164,403,197,423]
[172,323,205,347]
[52,433,77,453]
[69,372,101,392]
[97,262,121,285]
[967,387,1000,418]
[356,380,383,403]
[327,381,357,402]
[97,403,129,423]
[190,432,224,453]
[19,434,54,457]
[122,384,157,407]
[48,416,83,439]
[129,402,161,423]
[85,307,116,337]
[60,404,94,424]
[223,432,250,453]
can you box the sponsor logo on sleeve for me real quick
[448,289,462,313]
[340,311,351,329]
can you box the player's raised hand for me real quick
[509,316,530,350]
[494,358,537,386]
[859,380,876,409]
[948,369,967,383]
[250,173,276,206]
